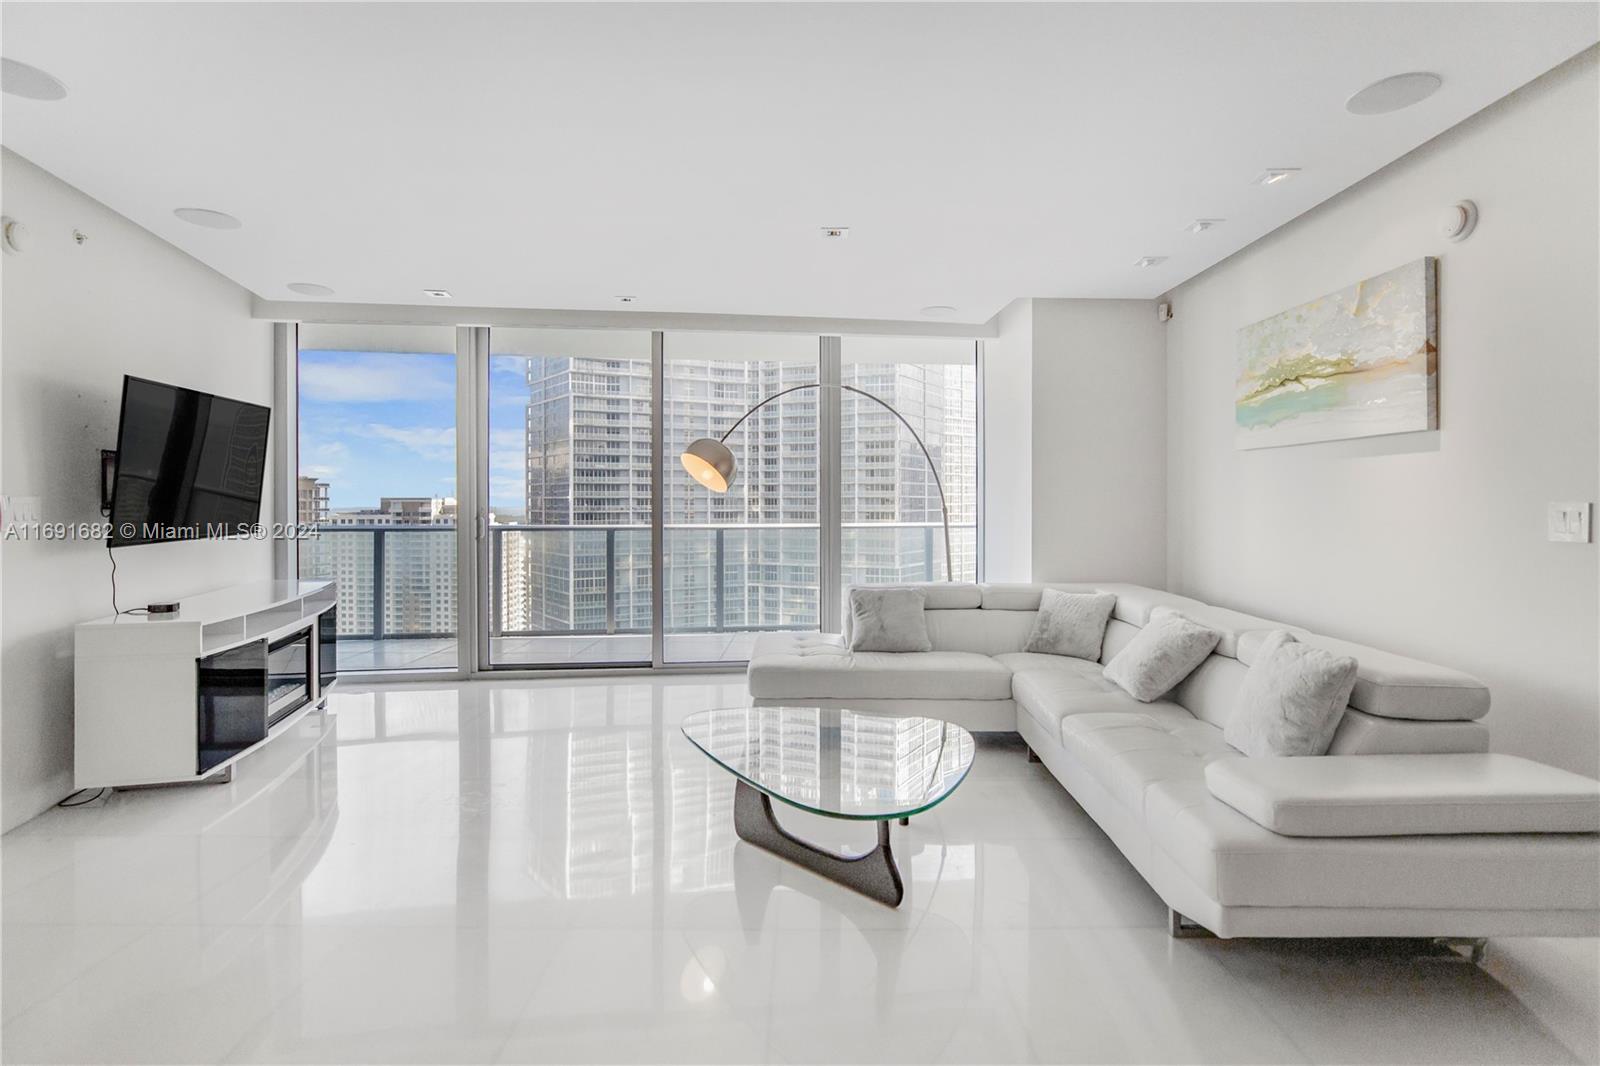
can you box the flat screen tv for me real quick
[108,376,271,548]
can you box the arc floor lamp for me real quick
[679,383,954,581]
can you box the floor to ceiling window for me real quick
[663,332,819,664]
[296,324,460,672]
[486,329,653,667]
[293,324,979,673]
[841,337,979,598]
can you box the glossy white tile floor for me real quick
[3,677,1596,1065]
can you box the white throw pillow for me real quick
[1224,630,1359,757]
[1023,589,1117,659]
[847,588,933,653]
[1102,607,1220,702]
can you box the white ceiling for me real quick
[3,3,1595,324]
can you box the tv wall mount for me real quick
[99,449,116,515]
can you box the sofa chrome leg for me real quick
[1167,908,1213,939]
[1025,746,1041,764]
[1434,937,1488,965]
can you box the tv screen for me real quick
[108,376,271,548]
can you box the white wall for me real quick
[981,299,1033,581]
[982,297,1167,585]
[1031,299,1166,585]
[1164,50,1599,775]
[1,149,274,830]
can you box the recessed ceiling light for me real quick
[422,289,451,299]
[1134,256,1168,268]
[820,227,849,239]
[1,57,67,101]
[1346,72,1442,116]
[287,282,335,297]
[1186,219,1225,234]
[1254,169,1301,186]
[173,207,242,230]
[920,305,957,319]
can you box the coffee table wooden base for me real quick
[733,779,905,908]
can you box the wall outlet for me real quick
[1548,501,1592,543]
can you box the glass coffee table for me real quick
[681,705,975,907]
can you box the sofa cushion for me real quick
[1223,631,1358,758]
[1144,776,1600,911]
[1023,589,1117,659]
[841,583,982,644]
[978,583,1100,611]
[912,583,984,610]
[847,587,932,652]
[746,632,1012,702]
[1094,584,1211,627]
[1147,602,1285,659]
[1326,709,1489,756]
[1205,754,1600,837]
[1238,629,1489,723]
[1059,712,1235,816]
[1103,607,1221,702]
[926,609,1037,656]
[1168,654,1249,730]
[1099,619,1140,664]
[1003,656,1132,738]
[994,652,1102,675]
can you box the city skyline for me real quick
[299,340,977,664]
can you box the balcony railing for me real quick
[299,522,977,643]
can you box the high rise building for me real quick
[297,476,329,526]
[301,490,458,638]
[498,353,975,638]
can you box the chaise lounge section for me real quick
[748,582,1600,939]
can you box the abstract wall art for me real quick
[1235,257,1437,449]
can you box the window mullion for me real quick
[819,336,842,633]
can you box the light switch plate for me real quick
[0,495,42,527]
[1548,501,1592,543]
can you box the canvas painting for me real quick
[1235,257,1437,449]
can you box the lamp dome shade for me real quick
[681,437,736,493]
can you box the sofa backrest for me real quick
[846,581,1491,726]
[916,582,1102,657]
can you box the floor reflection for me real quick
[1,677,1594,1065]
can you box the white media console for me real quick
[74,579,339,789]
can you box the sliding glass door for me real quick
[294,323,978,674]
[485,329,654,667]
[841,337,979,592]
[662,332,819,664]
[296,324,460,672]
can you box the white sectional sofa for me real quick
[747,582,1600,939]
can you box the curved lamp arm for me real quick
[711,381,954,582]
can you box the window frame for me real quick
[286,324,982,678]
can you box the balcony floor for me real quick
[339,632,765,671]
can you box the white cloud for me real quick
[300,441,348,480]
[490,475,526,502]
[351,423,457,462]
[300,355,452,403]
[489,429,528,473]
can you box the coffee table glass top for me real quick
[681,706,975,821]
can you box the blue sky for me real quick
[298,350,533,513]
